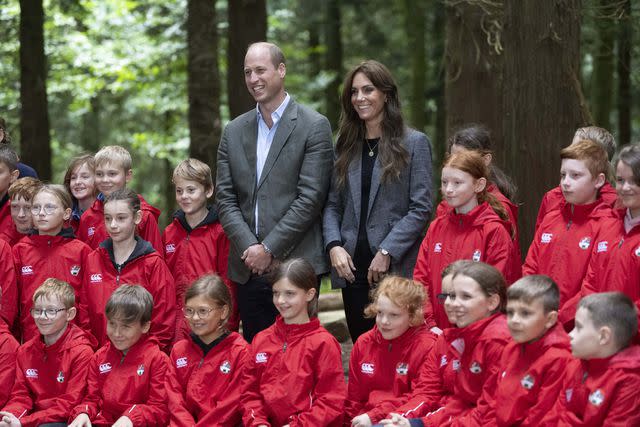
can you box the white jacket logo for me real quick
[137,364,145,376]
[21,265,34,275]
[470,361,482,374]
[70,265,81,276]
[165,243,176,253]
[472,249,481,262]
[255,352,268,364]
[57,371,65,383]
[579,237,591,250]
[25,368,38,379]
[440,355,448,367]
[99,363,112,374]
[588,389,604,406]
[220,360,232,374]
[597,241,608,253]
[87,226,95,236]
[361,363,374,375]
[90,273,103,283]
[176,357,188,368]
[520,374,535,390]
[396,363,408,375]
[541,233,553,244]
[434,242,442,253]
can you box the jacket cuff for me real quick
[326,240,342,253]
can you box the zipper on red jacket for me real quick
[566,219,572,230]
[282,342,287,353]
[388,343,392,352]
[116,264,122,285]
[618,238,625,248]
[199,357,204,368]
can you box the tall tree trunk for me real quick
[617,0,632,146]
[81,95,101,152]
[403,0,426,131]
[444,1,503,151]
[324,0,342,132]
[502,0,584,253]
[592,0,616,128]
[431,0,446,205]
[19,0,50,180]
[187,0,221,176]
[226,0,266,119]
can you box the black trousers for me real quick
[341,284,375,344]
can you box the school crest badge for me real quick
[220,360,232,374]
[635,246,640,257]
[579,237,591,250]
[57,371,65,383]
[396,363,409,375]
[70,265,81,276]
[472,250,481,262]
[520,374,535,390]
[588,389,605,406]
[469,361,482,374]
[452,360,461,371]
[137,364,145,376]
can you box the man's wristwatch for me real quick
[379,248,390,257]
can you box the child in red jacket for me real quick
[1,177,41,246]
[0,238,17,331]
[523,140,614,324]
[414,151,517,328]
[166,274,249,427]
[541,292,640,426]
[77,188,175,351]
[13,184,92,342]
[77,145,162,253]
[0,146,19,242]
[63,154,97,234]
[535,126,618,232]
[0,279,94,427]
[482,275,573,426]
[69,284,170,427]
[163,158,237,339]
[345,276,438,426]
[241,258,347,426]
[382,262,510,427]
[0,289,19,409]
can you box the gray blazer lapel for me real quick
[348,156,362,223]
[242,112,258,179]
[368,157,382,218]
[257,101,297,189]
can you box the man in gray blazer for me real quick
[216,42,333,342]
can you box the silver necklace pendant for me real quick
[368,150,374,157]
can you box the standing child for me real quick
[78,189,175,351]
[345,276,437,427]
[68,285,171,427]
[12,184,91,342]
[166,275,249,427]
[542,292,640,426]
[0,288,19,409]
[0,279,94,427]
[241,258,347,426]
[63,154,97,233]
[77,145,162,253]
[163,158,236,339]
[413,151,517,328]
[0,146,19,240]
[483,275,573,426]
[2,177,41,245]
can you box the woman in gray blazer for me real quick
[323,60,433,343]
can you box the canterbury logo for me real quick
[25,368,38,378]
[255,352,268,363]
[90,274,103,283]
[361,363,374,374]
[176,357,188,368]
[99,363,112,374]
[21,265,34,275]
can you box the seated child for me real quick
[0,278,94,427]
[77,145,162,253]
[484,275,573,426]
[166,274,249,427]
[63,154,97,233]
[0,288,19,408]
[163,158,237,339]
[68,284,171,427]
[2,177,41,245]
[0,145,19,240]
[523,140,613,323]
[345,276,437,426]
[241,258,347,426]
[541,292,640,426]
[13,184,91,342]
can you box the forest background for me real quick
[2,0,639,253]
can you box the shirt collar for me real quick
[256,93,290,124]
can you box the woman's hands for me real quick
[330,246,356,283]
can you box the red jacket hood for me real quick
[139,195,161,220]
[560,197,615,221]
[459,313,510,344]
[583,345,640,375]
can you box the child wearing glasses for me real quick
[12,184,91,342]
[0,279,94,427]
[166,275,249,426]
[69,285,170,427]
[78,189,175,352]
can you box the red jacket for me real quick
[345,325,437,424]
[395,329,459,418]
[241,316,347,427]
[523,198,614,313]
[535,182,618,232]
[0,195,12,242]
[162,208,237,337]
[561,210,640,326]
[69,336,170,426]
[0,238,17,330]
[414,202,516,328]
[77,195,163,254]
[2,324,94,427]
[12,229,91,341]
[0,321,19,408]
[482,322,573,426]
[541,345,640,427]
[77,237,176,351]
[420,314,510,427]
[166,332,249,427]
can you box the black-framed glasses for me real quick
[30,204,60,216]
[30,307,67,318]
[183,306,220,319]
[436,292,456,304]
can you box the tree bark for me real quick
[324,0,342,132]
[617,0,632,146]
[591,0,616,129]
[226,0,266,119]
[403,0,426,132]
[502,0,583,252]
[187,0,221,176]
[19,0,51,180]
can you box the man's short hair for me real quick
[248,42,285,68]
[33,278,76,309]
[0,145,19,172]
[172,158,213,191]
[105,284,154,325]
[507,275,560,313]
[94,145,132,171]
[578,292,638,350]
